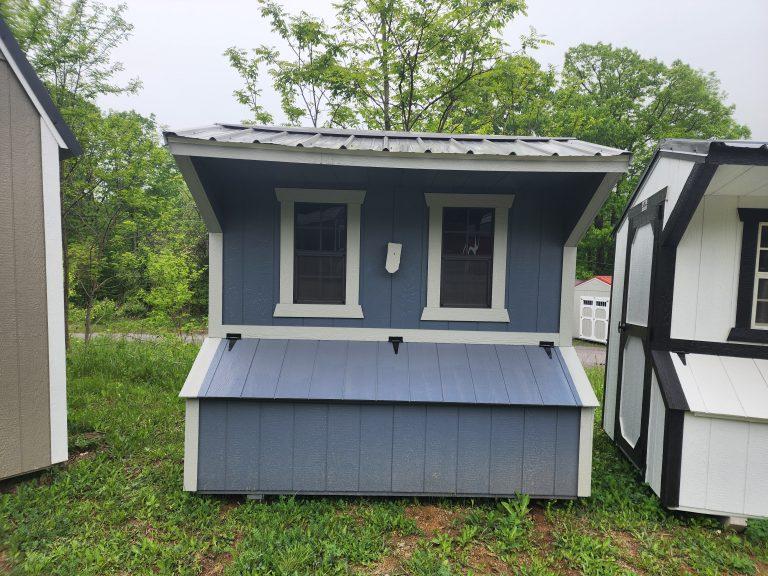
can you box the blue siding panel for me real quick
[196,400,582,497]
[457,407,492,494]
[522,407,557,495]
[392,406,426,492]
[424,406,458,493]
[326,404,360,491]
[225,402,259,491]
[391,186,426,329]
[506,193,540,332]
[293,404,328,491]
[359,405,393,492]
[360,183,393,328]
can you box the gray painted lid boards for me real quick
[164,124,628,158]
[195,338,583,407]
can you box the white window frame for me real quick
[274,188,365,318]
[421,193,514,322]
[752,222,768,329]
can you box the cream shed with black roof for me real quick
[604,139,768,522]
[167,123,629,498]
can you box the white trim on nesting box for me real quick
[183,399,199,491]
[208,233,223,336]
[40,120,68,465]
[421,193,514,323]
[274,188,366,319]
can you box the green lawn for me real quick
[1,338,767,575]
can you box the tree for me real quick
[227,0,541,130]
[548,43,751,275]
[2,0,141,344]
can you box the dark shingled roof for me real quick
[0,15,81,158]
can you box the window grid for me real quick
[752,222,768,329]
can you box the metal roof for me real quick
[0,16,81,158]
[186,338,587,407]
[164,123,628,159]
[659,139,768,157]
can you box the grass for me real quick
[0,338,766,575]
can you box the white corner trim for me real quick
[577,407,595,497]
[167,139,631,174]
[0,37,68,151]
[559,246,577,345]
[420,307,510,322]
[423,193,513,321]
[275,188,364,314]
[40,120,68,465]
[211,324,560,346]
[559,346,599,407]
[274,303,364,319]
[566,172,622,246]
[276,188,365,204]
[208,233,223,335]
[173,155,221,232]
[179,337,222,398]
[183,399,199,491]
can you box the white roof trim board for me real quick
[164,124,630,173]
[670,352,768,422]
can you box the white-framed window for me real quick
[274,188,365,318]
[752,222,768,329]
[421,193,514,322]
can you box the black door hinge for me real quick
[226,333,241,351]
[539,340,555,359]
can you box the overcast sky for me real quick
[98,0,768,139]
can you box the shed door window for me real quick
[294,203,347,304]
[753,223,768,327]
[440,207,494,308]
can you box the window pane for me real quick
[756,301,768,325]
[441,259,492,308]
[760,250,768,273]
[759,279,768,300]
[760,225,768,248]
[294,203,346,304]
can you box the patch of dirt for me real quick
[611,530,648,575]
[405,504,456,536]
[199,533,242,576]
[754,560,768,576]
[69,431,107,463]
[465,543,509,575]
[530,506,556,550]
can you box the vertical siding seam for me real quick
[703,418,713,509]
[290,404,296,491]
[742,423,752,515]
[256,403,262,492]
[520,407,527,490]
[356,405,361,491]
[454,407,460,494]
[223,401,230,490]
[323,404,329,491]
[389,186,395,326]
[422,405,428,492]
[487,408,492,494]
[389,406,394,491]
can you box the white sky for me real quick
[98,0,768,139]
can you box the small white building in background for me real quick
[574,276,611,343]
[604,139,768,522]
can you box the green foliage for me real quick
[145,249,204,334]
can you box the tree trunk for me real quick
[84,299,93,343]
[380,8,391,130]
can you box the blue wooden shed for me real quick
[166,125,630,498]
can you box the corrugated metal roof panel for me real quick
[189,338,586,407]
[164,123,629,159]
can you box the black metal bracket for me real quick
[226,333,241,351]
[388,336,404,355]
[539,340,555,359]
[676,351,687,366]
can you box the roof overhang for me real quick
[166,136,630,174]
[0,16,81,158]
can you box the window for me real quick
[422,193,513,323]
[729,209,768,343]
[440,207,494,308]
[274,189,365,318]
[294,203,347,304]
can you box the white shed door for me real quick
[579,297,609,343]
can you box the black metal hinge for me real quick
[388,336,404,355]
[539,340,555,359]
[226,333,241,351]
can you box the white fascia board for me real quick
[559,246,577,345]
[40,120,68,464]
[566,172,622,247]
[166,139,631,174]
[578,407,595,497]
[179,337,222,398]
[420,307,510,322]
[210,324,560,346]
[274,303,364,319]
[559,345,600,407]
[173,155,221,232]
[183,399,199,491]
[208,233,223,336]
[0,36,68,151]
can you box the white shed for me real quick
[604,139,768,522]
[574,276,611,343]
